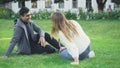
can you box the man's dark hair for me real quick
[19,7,29,16]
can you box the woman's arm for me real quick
[59,31,79,64]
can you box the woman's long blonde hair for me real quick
[51,12,79,42]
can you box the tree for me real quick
[112,0,120,5]
[54,0,64,3]
[0,0,36,4]
[0,0,13,4]
[96,0,107,11]
[0,0,37,7]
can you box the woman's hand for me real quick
[71,61,79,65]
[59,47,66,52]
[71,57,79,65]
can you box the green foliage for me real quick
[0,0,13,4]
[78,8,87,20]
[108,9,120,19]
[64,10,77,20]
[0,7,120,20]
[0,7,14,19]
[31,10,78,20]
[94,12,105,19]
[78,8,120,20]
[91,10,120,19]
[112,0,120,5]
[32,10,52,20]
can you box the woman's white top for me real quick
[59,20,90,58]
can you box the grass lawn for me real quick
[0,19,120,68]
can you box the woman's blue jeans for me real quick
[60,45,90,60]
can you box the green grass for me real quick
[0,19,120,68]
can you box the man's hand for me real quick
[38,36,46,47]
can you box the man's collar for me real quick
[20,18,28,25]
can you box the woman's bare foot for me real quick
[88,51,95,58]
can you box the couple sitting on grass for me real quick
[3,7,95,65]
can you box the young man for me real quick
[3,7,60,58]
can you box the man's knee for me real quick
[45,45,56,54]
[45,32,50,39]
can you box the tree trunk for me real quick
[96,0,107,11]
[98,3,104,11]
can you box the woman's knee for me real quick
[59,49,73,60]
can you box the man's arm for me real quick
[32,22,46,46]
[32,22,45,37]
[4,25,23,57]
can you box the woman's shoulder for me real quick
[69,20,81,26]
[69,20,77,23]
[69,20,79,24]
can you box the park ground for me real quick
[0,19,120,68]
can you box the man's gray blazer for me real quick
[5,19,44,56]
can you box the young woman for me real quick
[51,12,95,65]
